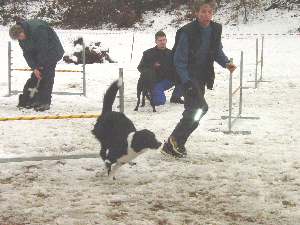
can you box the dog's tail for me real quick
[101,79,122,115]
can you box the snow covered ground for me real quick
[0,9,299,225]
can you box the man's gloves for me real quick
[33,68,42,80]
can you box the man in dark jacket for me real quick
[161,0,236,157]
[9,19,64,111]
[138,31,183,106]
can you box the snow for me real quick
[0,9,300,225]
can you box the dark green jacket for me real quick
[137,47,176,82]
[18,19,64,69]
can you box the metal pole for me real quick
[130,32,135,63]
[228,58,233,132]
[239,51,243,116]
[255,38,258,88]
[8,41,12,96]
[260,35,264,81]
[119,68,124,113]
[82,41,86,96]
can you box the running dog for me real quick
[92,80,161,179]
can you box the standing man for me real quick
[138,31,183,106]
[162,0,236,157]
[9,19,64,111]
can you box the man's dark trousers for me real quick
[171,80,208,146]
[28,64,56,105]
[39,64,56,104]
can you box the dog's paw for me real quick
[95,170,106,177]
[128,162,137,166]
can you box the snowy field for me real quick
[0,10,300,225]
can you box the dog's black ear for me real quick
[131,129,161,152]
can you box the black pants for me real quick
[27,64,56,104]
[171,80,208,146]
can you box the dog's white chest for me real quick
[117,132,144,164]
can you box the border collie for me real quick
[92,80,161,179]
[17,74,39,109]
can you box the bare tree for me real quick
[241,0,248,23]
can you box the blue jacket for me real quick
[173,20,229,89]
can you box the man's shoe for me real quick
[17,102,35,109]
[34,103,50,112]
[170,97,184,104]
[161,136,184,158]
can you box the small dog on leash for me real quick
[134,69,157,112]
[92,80,161,179]
[17,74,40,109]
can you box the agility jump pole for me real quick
[7,41,87,96]
[221,52,259,135]
[247,36,271,88]
[0,114,100,122]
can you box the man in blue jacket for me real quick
[162,0,236,157]
[9,19,64,111]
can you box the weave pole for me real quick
[255,38,259,88]
[260,36,264,82]
[8,41,12,96]
[82,41,86,96]
[228,58,233,131]
[119,68,124,113]
[0,114,100,122]
[130,32,135,62]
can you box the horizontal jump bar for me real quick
[0,114,100,122]
[0,153,99,163]
[11,90,84,96]
[221,116,260,120]
[12,68,83,73]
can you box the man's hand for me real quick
[33,68,42,80]
[226,63,237,73]
[153,62,161,69]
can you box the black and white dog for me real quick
[92,80,162,179]
[18,74,40,108]
[134,70,157,112]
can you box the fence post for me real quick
[82,41,86,96]
[8,41,12,96]
[119,68,124,113]
[239,51,243,116]
[228,58,233,132]
[255,38,258,88]
[260,35,264,81]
